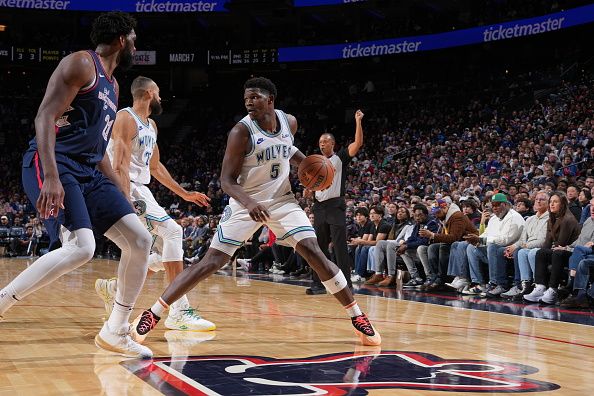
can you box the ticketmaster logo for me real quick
[342,41,421,59]
[0,0,71,10]
[135,0,219,12]
[483,17,565,41]
[0,0,223,12]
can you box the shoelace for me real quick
[137,311,158,335]
[120,333,141,350]
[181,308,202,320]
[353,315,375,336]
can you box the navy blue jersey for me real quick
[27,50,118,166]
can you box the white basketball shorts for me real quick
[130,182,171,224]
[210,193,316,256]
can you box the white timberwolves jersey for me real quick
[236,109,295,203]
[107,107,157,185]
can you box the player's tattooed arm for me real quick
[34,51,95,218]
[221,123,270,222]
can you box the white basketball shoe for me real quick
[95,322,153,359]
[165,297,216,332]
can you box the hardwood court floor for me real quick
[0,257,592,395]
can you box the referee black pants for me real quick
[311,197,352,288]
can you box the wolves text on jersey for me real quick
[138,134,156,150]
[256,144,292,165]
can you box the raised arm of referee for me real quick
[306,110,364,295]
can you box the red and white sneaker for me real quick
[130,309,161,344]
[351,314,381,346]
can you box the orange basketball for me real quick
[298,154,335,191]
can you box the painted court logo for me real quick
[122,351,560,395]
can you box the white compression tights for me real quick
[1,214,152,331]
[104,214,152,308]
[0,227,95,315]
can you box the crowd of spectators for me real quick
[0,46,593,309]
[217,70,592,310]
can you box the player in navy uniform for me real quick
[0,12,153,358]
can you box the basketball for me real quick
[298,154,335,191]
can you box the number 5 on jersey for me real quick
[270,163,280,179]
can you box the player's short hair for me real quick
[131,76,155,99]
[91,11,137,47]
[244,77,277,98]
[320,132,336,142]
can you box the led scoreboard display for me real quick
[207,49,277,66]
[1,46,277,66]
[0,46,73,63]
[14,47,40,62]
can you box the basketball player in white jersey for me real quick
[130,77,381,346]
[95,76,215,332]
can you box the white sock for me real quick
[150,297,168,318]
[344,301,363,318]
[107,301,133,334]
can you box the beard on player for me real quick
[118,45,134,71]
[149,97,163,115]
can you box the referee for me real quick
[305,110,364,295]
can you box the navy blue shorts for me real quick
[22,150,134,244]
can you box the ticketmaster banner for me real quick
[294,0,366,6]
[279,4,594,62]
[0,0,228,12]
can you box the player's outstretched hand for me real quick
[246,201,270,223]
[355,109,364,122]
[37,176,65,219]
[184,191,211,207]
[303,189,313,199]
